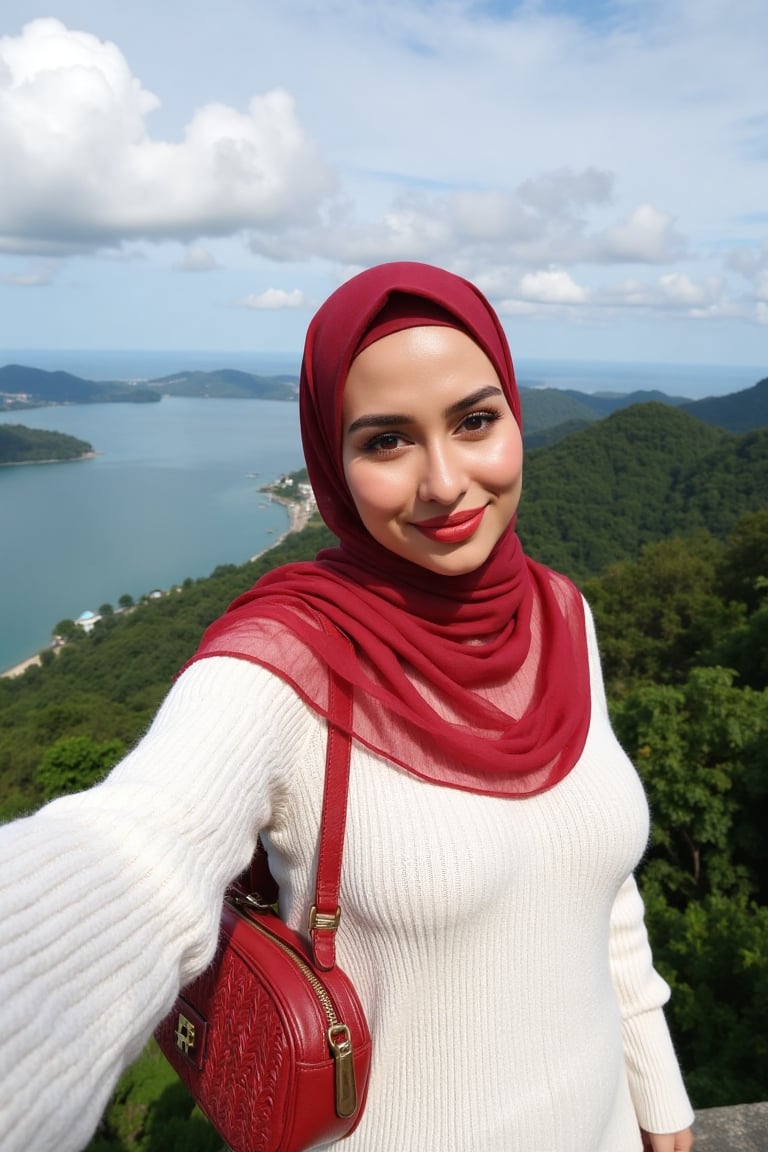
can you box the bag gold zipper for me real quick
[228,895,358,1118]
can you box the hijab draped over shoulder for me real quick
[187,262,590,797]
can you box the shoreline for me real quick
[0,492,314,680]
[249,492,313,560]
[0,451,99,468]
[1,653,44,678]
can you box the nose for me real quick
[417,439,468,505]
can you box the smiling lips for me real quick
[412,506,487,544]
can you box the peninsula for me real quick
[0,424,95,466]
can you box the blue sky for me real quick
[0,0,767,369]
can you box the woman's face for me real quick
[341,325,523,576]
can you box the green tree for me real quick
[615,666,768,902]
[717,507,768,612]
[37,735,126,800]
[119,594,135,609]
[584,534,740,694]
[52,618,78,641]
[709,599,768,691]
[642,889,768,1107]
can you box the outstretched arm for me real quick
[0,657,312,1152]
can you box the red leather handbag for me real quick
[155,660,371,1152]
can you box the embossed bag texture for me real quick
[155,891,371,1152]
[156,653,371,1152]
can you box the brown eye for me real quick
[363,432,408,455]
[459,410,500,434]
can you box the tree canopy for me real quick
[519,405,768,578]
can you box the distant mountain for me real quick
[681,376,768,433]
[519,402,768,579]
[517,385,689,445]
[146,368,298,400]
[518,387,600,436]
[523,419,594,449]
[0,363,301,406]
[519,375,767,444]
[557,387,689,416]
[0,364,161,406]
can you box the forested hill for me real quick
[518,386,601,437]
[0,363,301,406]
[146,368,298,399]
[518,402,768,578]
[0,424,93,464]
[519,373,767,444]
[682,375,768,433]
[0,364,161,405]
[542,386,688,417]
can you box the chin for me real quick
[420,556,490,577]
[405,539,499,576]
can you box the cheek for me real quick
[481,426,523,489]
[344,462,404,523]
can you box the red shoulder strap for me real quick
[249,623,354,972]
[309,657,353,971]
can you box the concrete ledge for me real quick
[693,1102,768,1150]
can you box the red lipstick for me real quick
[412,507,486,544]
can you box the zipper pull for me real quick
[328,1024,357,1117]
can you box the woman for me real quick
[0,262,694,1151]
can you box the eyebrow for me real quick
[346,385,504,435]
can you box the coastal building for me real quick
[75,610,100,633]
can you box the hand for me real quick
[641,1128,694,1152]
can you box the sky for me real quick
[0,0,767,372]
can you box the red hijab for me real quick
[188,262,590,797]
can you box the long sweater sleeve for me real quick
[609,875,694,1133]
[584,597,693,1135]
[0,657,313,1152]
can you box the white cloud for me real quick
[596,206,688,264]
[175,246,220,273]
[657,273,721,307]
[0,19,335,255]
[607,278,654,307]
[239,288,306,310]
[489,269,736,322]
[726,242,768,306]
[248,175,682,273]
[449,191,533,242]
[604,273,728,314]
[518,269,590,305]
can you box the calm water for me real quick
[0,398,304,672]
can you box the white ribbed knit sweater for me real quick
[0,607,693,1151]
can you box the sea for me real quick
[0,393,304,673]
[0,350,764,673]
